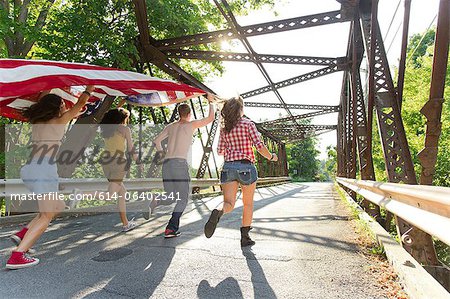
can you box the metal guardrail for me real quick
[336,177,450,246]
[1,177,291,196]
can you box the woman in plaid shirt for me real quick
[204,97,278,247]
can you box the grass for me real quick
[335,185,387,258]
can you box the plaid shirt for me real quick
[217,117,264,163]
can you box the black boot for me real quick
[240,226,255,247]
[204,209,223,238]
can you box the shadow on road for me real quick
[0,183,350,297]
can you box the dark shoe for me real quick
[240,226,255,247]
[204,209,223,238]
[143,199,158,220]
[164,229,181,238]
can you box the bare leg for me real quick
[241,182,256,227]
[16,199,65,252]
[114,182,128,226]
[23,214,41,230]
[220,181,239,213]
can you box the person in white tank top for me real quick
[143,93,215,238]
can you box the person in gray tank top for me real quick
[143,93,215,238]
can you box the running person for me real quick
[144,93,215,238]
[204,97,278,247]
[99,108,139,232]
[7,86,94,269]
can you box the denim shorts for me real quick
[220,161,258,185]
[20,156,59,194]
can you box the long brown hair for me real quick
[221,97,244,133]
[22,94,62,124]
[100,108,130,138]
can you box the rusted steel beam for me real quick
[347,24,357,184]
[336,103,345,177]
[285,129,335,143]
[198,97,220,180]
[195,111,220,181]
[133,2,212,91]
[418,0,449,186]
[244,102,339,110]
[189,99,213,183]
[396,0,411,108]
[261,109,339,126]
[360,0,439,266]
[133,0,224,183]
[266,124,337,131]
[240,66,341,99]
[365,0,377,160]
[163,49,347,66]
[154,10,349,49]
[350,15,380,216]
[214,0,297,127]
[350,17,376,181]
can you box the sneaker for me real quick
[6,251,40,269]
[122,220,137,232]
[164,229,181,238]
[204,209,223,238]
[143,199,158,220]
[10,228,36,254]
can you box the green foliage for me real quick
[401,37,450,186]
[322,145,337,181]
[34,0,138,69]
[0,0,63,57]
[406,29,435,68]
[1,0,278,77]
[286,130,320,182]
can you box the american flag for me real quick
[0,59,205,121]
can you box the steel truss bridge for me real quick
[43,0,449,290]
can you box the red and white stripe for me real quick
[0,59,205,121]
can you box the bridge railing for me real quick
[336,177,450,247]
[1,176,291,197]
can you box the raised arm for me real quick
[192,93,215,129]
[153,124,170,151]
[59,85,95,124]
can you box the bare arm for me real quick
[192,93,215,129]
[248,122,278,161]
[117,98,126,108]
[121,126,138,161]
[153,125,170,151]
[58,85,95,124]
[257,146,277,161]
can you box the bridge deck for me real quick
[0,183,389,298]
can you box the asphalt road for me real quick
[0,182,386,298]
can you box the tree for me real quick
[286,130,320,182]
[406,29,435,68]
[1,0,278,75]
[323,145,337,180]
[0,0,58,58]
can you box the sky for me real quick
[191,0,441,170]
